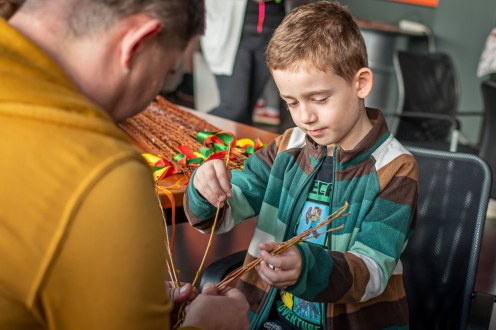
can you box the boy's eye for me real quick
[314,97,329,104]
[286,101,298,109]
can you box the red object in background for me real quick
[390,0,438,7]
[257,1,265,33]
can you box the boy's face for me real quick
[273,67,372,151]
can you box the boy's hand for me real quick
[255,242,302,289]
[193,160,232,207]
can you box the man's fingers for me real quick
[169,283,193,303]
[201,282,219,296]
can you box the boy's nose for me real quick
[299,103,317,124]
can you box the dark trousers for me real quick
[210,2,285,125]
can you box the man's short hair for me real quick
[22,0,204,49]
[266,0,368,84]
[0,0,20,19]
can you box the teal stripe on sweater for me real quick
[232,154,271,214]
[287,243,333,300]
[351,241,400,285]
[229,184,255,224]
[263,175,283,208]
[257,202,287,242]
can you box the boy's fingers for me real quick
[261,253,283,269]
[197,179,218,206]
[259,241,281,254]
[203,165,228,202]
[213,161,232,197]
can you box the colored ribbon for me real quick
[142,153,179,182]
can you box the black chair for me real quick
[391,51,483,153]
[200,147,494,329]
[480,80,496,199]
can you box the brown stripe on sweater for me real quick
[237,278,270,313]
[335,157,376,181]
[276,128,293,154]
[378,175,418,207]
[326,296,409,329]
[183,193,227,231]
[337,108,388,164]
[314,252,354,302]
[377,154,418,192]
[334,253,370,303]
[256,137,281,170]
[330,274,407,316]
[239,254,271,290]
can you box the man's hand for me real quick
[255,242,302,289]
[166,282,199,304]
[193,160,232,207]
[183,283,250,330]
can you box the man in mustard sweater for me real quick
[0,0,249,329]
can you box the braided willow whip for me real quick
[122,96,246,173]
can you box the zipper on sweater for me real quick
[323,144,338,328]
[252,144,326,329]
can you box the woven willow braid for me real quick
[123,96,248,172]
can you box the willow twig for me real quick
[216,202,350,291]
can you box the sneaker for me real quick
[253,99,281,126]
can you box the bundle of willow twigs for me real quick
[121,96,246,174]
[215,202,350,291]
[173,147,232,330]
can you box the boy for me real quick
[184,1,418,329]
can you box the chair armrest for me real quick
[199,249,247,292]
[384,112,460,130]
[466,292,495,330]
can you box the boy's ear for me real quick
[120,18,162,69]
[354,68,374,99]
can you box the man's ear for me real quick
[354,68,374,99]
[120,18,162,69]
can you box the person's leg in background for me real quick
[246,37,274,125]
[173,37,201,104]
[209,40,253,124]
[210,0,285,125]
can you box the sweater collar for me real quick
[305,108,390,163]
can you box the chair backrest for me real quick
[393,51,460,143]
[401,147,491,330]
[480,80,496,199]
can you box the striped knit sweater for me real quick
[184,108,418,330]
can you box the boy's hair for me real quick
[21,0,204,50]
[266,0,368,84]
[0,0,20,19]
